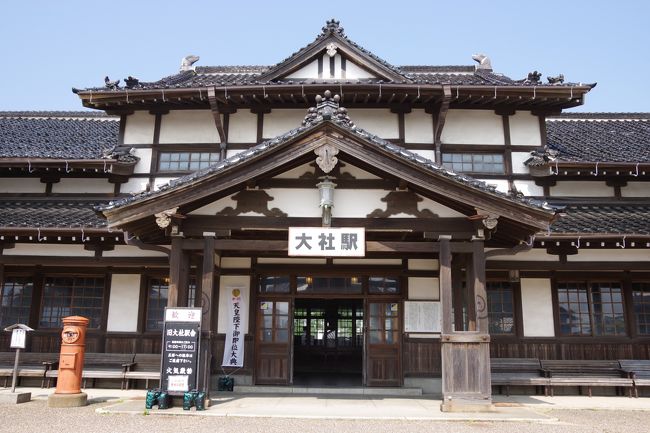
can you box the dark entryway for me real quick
[293,299,363,386]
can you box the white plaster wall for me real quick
[511,152,532,174]
[217,276,250,334]
[332,259,402,265]
[262,109,305,138]
[121,177,149,194]
[339,164,380,179]
[132,148,153,174]
[4,244,95,257]
[272,164,313,179]
[550,181,613,197]
[513,180,544,196]
[345,60,375,79]
[123,112,155,144]
[441,109,504,145]
[0,178,44,193]
[404,110,433,143]
[106,274,141,332]
[408,259,439,271]
[478,179,509,193]
[226,149,245,159]
[347,109,399,139]
[567,249,650,262]
[408,277,440,300]
[622,182,650,197]
[520,278,555,337]
[286,59,320,79]
[103,245,169,257]
[52,178,114,194]
[221,257,252,269]
[509,112,542,146]
[487,248,558,261]
[257,258,327,265]
[228,110,258,143]
[159,110,220,144]
[190,188,465,218]
[411,150,436,162]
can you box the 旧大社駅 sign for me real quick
[288,227,365,257]
[161,307,201,394]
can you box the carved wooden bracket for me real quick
[155,207,179,229]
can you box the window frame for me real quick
[156,148,221,174]
[441,152,505,174]
[39,275,106,330]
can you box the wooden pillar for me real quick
[440,236,492,412]
[198,236,218,394]
[168,237,189,307]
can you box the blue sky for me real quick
[2,0,648,113]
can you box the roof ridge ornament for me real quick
[322,19,344,36]
[471,53,492,71]
[302,90,356,128]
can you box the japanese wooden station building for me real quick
[1,20,649,410]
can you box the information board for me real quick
[162,308,201,394]
[404,301,441,333]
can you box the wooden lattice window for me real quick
[0,276,33,327]
[40,276,105,329]
[557,281,626,336]
[486,281,515,335]
[632,282,650,335]
[146,277,168,331]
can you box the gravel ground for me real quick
[1,399,649,433]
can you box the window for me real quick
[158,152,220,172]
[259,276,290,293]
[0,277,33,327]
[296,276,362,294]
[557,281,626,336]
[40,276,105,329]
[368,276,400,294]
[632,282,650,334]
[146,277,168,331]
[486,281,515,334]
[442,153,504,173]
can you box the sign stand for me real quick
[161,308,202,398]
[0,324,33,404]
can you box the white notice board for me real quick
[404,301,441,333]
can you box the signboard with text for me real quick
[162,307,201,394]
[288,227,365,257]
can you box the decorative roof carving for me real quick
[326,43,338,57]
[124,76,140,89]
[471,54,492,71]
[314,143,339,174]
[180,55,200,72]
[547,74,565,85]
[322,19,344,36]
[524,71,542,85]
[302,90,355,128]
[154,207,179,229]
[104,76,120,90]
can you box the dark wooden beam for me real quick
[207,87,227,143]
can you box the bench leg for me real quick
[588,387,592,398]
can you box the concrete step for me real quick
[232,385,423,396]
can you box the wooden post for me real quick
[168,237,189,307]
[198,236,217,395]
[440,236,492,412]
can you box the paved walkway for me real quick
[3,386,649,422]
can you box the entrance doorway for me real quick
[293,299,363,386]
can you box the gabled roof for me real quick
[255,19,408,83]
[0,112,135,162]
[101,92,554,236]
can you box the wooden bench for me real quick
[490,358,549,396]
[123,353,161,390]
[619,360,650,398]
[0,352,58,388]
[541,360,634,397]
[45,353,135,389]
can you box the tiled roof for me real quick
[0,113,135,162]
[0,200,107,229]
[551,204,650,235]
[545,116,650,163]
[100,94,551,214]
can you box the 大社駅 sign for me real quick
[288,227,365,257]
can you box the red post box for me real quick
[48,316,89,407]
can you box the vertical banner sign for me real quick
[162,307,202,394]
[222,288,245,368]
